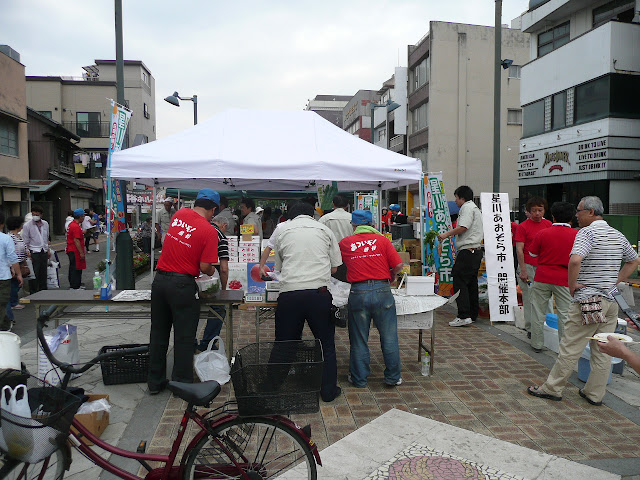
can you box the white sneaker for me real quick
[449,317,472,327]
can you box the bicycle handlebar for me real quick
[36,308,149,376]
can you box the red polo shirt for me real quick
[514,218,552,266]
[157,208,219,277]
[528,224,577,286]
[339,232,402,283]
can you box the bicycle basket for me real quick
[0,375,82,463]
[230,339,323,416]
[99,344,150,385]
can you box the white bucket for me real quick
[0,332,21,370]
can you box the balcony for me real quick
[63,121,111,138]
[521,21,640,105]
[389,135,405,153]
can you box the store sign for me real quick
[129,193,153,205]
[518,137,609,179]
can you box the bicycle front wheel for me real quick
[183,417,317,480]
[0,449,66,480]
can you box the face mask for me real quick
[32,216,41,222]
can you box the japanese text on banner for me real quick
[480,192,517,322]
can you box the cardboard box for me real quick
[409,259,422,276]
[410,207,420,217]
[398,252,410,265]
[71,394,109,446]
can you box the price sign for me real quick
[240,224,255,235]
[384,233,393,241]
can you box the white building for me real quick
[518,0,640,214]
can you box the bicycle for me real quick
[0,308,322,479]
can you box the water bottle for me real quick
[93,271,101,299]
[421,351,431,376]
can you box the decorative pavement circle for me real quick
[366,443,525,480]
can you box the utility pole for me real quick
[493,0,502,193]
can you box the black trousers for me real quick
[31,251,48,292]
[275,288,338,401]
[452,248,483,321]
[67,252,83,289]
[148,271,200,390]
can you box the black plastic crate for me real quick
[99,344,150,385]
[231,340,323,416]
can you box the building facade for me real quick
[518,0,640,214]
[407,22,530,206]
[305,95,351,128]
[26,59,156,205]
[0,46,30,218]
[342,90,381,143]
[371,68,409,155]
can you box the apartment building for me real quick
[518,0,640,214]
[0,46,30,217]
[26,60,156,204]
[371,68,409,155]
[342,90,381,142]
[305,95,351,128]
[407,22,530,205]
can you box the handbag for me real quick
[193,336,231,384]
[19,262,30,277]
[23,257,36,280]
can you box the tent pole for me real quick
[419,175,425,276]
[177,189,181,209]
[151,183,156,280]
[377,188,382,232]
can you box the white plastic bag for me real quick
[0,385,33,461]
[76,398,111,415]
[194,336,231,384]
[37,324,80,386]
[23,257,36,280]
[46,264,60,289]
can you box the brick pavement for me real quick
[146,307,640,467]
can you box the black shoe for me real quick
[148,380,168,395]
[527,331,532,339]
[322,386,342,402]
[579,389,603,406]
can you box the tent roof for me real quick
[110,109,421,191]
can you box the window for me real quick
[141,70,149,86]
[346,120,359,135]
[507,109,522,125]
[575,76,609,124]
[508,65,521,79]
[0,117,18,156]
[37,111,52,119]
[552,92,566,129]
[412,103,428,133]
[593,0,634,26]
[610,74,640,119]
[537,21,570,57]
[144,103,150,119]
[411,57,429,93]
[76,112,102,137]
[522,100,545,137]
[378,128,386,142]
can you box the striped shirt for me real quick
[9,233,27,263]
[571,220,638,301]
[212,223,229,261]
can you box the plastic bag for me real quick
[37,324,80,386]
[0,385,33,460]
[76,398,111,415]
[23,257,36,280]
[195,274,221,297]
[194,336,230,384]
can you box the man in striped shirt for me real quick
[529,196,640,406]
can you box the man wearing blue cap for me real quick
[339,210,404,387]
[66,208,87,289]
[148,188,220,394]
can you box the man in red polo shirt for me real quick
[515,197,552,337]
[339,210,404,388]
[66,208,86,290]
[527,202,577,352]
[148,189,220,394]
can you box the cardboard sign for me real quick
[384,233,393,241]
[240,224,255,235]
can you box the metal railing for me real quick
[63,121,111,138]
[389,135,405,149]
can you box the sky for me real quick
[4,0,530,139]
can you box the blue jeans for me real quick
[198,306,225,351]
[9,278,20,307]
[347,281,401,386]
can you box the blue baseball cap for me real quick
[73,208,85,218]
[389,204,401,212]
[351,209,373,226]
[196,188,220,207]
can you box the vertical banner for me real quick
[422,174,455,295]
[107,101,132,233]
[480,192,517,322]
[317,181,338,211]
[354,192,379,230]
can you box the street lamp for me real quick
[370,99,401,145]
[164,91,198,125]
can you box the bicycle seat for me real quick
[166,380,221,406]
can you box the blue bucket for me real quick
[545,313,558,330]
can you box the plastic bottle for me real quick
[93,271,101,299]
[421,351,431,376]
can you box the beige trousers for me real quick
[541,298,618,403]
[517,264,537,331]
[530,282,572,350]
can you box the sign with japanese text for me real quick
[480,192,517,322]
[106,100,132,233]
[355,192,379,230]
[422,174,455,296]
[240,224,255,235]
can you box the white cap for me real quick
[163,197,174,203]
[255,207,264,215]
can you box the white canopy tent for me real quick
[110,109,422,190]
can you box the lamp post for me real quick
[370,99,401,145]
[165,91,198,125]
